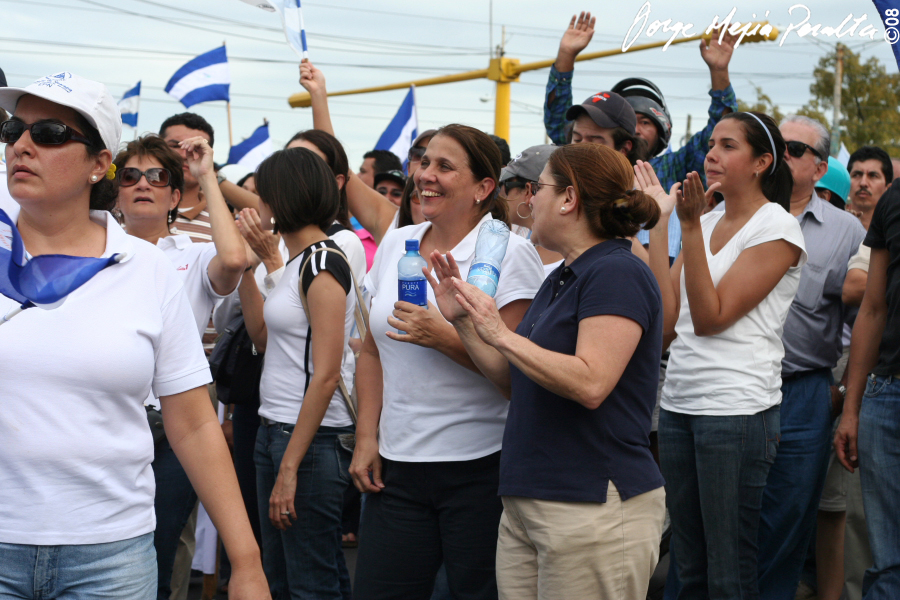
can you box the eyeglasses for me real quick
[0,119,92,146]
[785,141,823,161]
[531,180,567,195]
[377,186,404,199]
[407,146,426,162]
[118,167,172,188]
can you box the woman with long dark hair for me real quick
[637,111,806,598]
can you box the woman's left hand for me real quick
[676,171,720,225]
[386,301,453,348]
[451,278,509,347]
[180,136,215,181]
[269,470,297,531]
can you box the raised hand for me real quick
[422,250,469,323]
[700,30,737,72]
[299,61,326,96]
[634,160,678,220]
[676,172,720,224]
[179,136,215,181]
[236,208,281,269]
[559,12,595,59]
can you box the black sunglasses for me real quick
[785,141,823,160]
[118,167,172,188]
[377,186,404,199]
[0,119,92,146]
[502,180,532,195]
[408,145,426,162]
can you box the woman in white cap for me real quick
[0,73,268,599]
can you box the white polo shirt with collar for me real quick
[0,199,212,545]
[364,212,545,462]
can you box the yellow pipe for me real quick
[289,68,489,108]
[494,81,511,140]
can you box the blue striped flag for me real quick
[165,47,230,109]
[240,0,309,60]
[375,86,418,171]
[228,123,273,172]
[872,0,900,71]
[118,81,141,128]
[0,209,124,323]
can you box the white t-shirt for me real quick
[364,213,545,461]
[662,203,807,416]
[259,240,356,427]
[0,201,211,545]
[511,223,562,278]
[144,235,230,410]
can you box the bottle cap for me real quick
[405,239,419,252]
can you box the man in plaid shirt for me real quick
[544,12,739,260]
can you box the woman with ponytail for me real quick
[424,143,667,598]
[635,111,806,598]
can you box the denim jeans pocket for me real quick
[762,407,781,463]
[863,374,892,399]
[335,438,352,485]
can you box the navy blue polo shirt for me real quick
[499,238,665,503]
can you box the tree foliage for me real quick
[802,45,900,154]
[736,46,899,155]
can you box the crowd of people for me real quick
[1,10,900,600]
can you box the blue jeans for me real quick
[659,406,779,600]
[0,533,156,599]
[758,369,834,600]
[858,374,900,599]
[255,423,353,600]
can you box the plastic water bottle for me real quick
[398,240,428,333]
[466,220,511,297]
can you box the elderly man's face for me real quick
[779,121,827,191]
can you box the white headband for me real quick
[745,113,777,175]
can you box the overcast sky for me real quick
[2,0,896,179]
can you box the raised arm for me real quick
[181,137,247,294]
[301,61,398,242]
[219,179,260,212]
[678,173,801,336]
[544,12,594,144]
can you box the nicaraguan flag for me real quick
[165,47,230,109]
[118,81,141,128]
[0,209,124,322]
[228,123,273,172]
[375,86,418,170]
[240,0,309,59]
[872,0,900,70]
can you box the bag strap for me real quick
[297,246,368,424]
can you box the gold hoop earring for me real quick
[516,202,532,220]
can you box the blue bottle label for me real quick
[399,278,428,306]
[467,262,500,282]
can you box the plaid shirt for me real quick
[544,64,738,256]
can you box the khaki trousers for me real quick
[496,483,665,600]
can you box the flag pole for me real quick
[224,41,234,148]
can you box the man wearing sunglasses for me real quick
[755,115,867,600]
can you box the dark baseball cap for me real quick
[374,169,406,187]
[566,91,636,136]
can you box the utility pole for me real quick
[682,114,692,147]
[831,43,844,156]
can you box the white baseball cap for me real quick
[0,72,122,153]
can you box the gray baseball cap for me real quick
[500,144,558,183]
